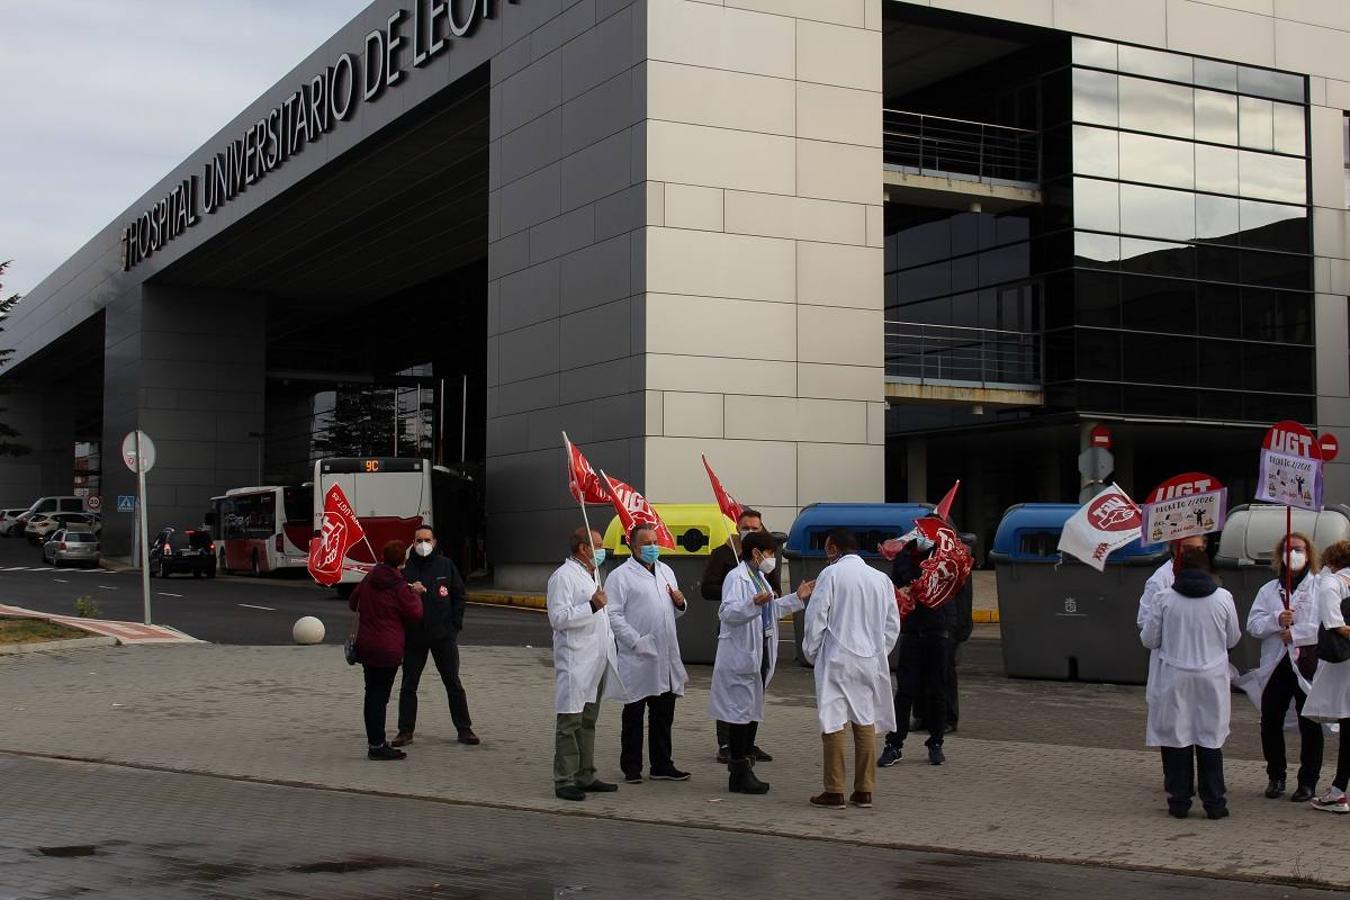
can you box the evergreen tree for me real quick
[0,260,29,456]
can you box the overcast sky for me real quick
[0,0,372,298]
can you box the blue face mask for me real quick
[591,548,607,567]
[639,544,661,565]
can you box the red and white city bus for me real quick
[312,456,483,595]
[210,485,314,575]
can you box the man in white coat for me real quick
[802,528,901,810]
[709,530,814,795]
[607,523,690,783]
[548,527,622,802]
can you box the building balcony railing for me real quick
[883,110,1039,186]
[885,321,1042,391]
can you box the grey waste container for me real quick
[1214,503,1350,673]
[783,503,974,667]
[990,503,1168,685]
[601,503,736,665]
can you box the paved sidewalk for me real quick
[2,644,1344,889]
[0,604,199,645]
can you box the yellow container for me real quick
[602,502,736,557]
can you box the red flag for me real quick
[933,480,960,521]
[563,432,609,505]
[701,455,744,524]
[307,483,367,587]
[601,471,675,549]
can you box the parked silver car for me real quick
[42,529,101,568]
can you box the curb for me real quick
[467,591,546,611]
[0,635,119,655]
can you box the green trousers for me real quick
[554,699,602,788]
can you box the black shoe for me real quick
[367,743,406,761]
[877,745,902,768]
[751,746,773,763]
[1264,778,1286,799]
[580,780,618,792]
[555,785,586,801]
[716,746,730,764]
[649,765,690,781]
[1291,785,1316,803]
[728,758,769,794]
[1205,806,1230,820]
[927,744,945,766]
[1168,807,1189,819]
[623,772,643,784]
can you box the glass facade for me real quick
[1048,37,1313,422]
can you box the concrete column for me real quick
[100,285,265,557]
[906,438,928,503]
[1308,103,1350,499]
[0,377,56,506]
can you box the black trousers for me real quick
[398,634,472,734]
[1335,718,1350,792]
[1260,655,1323,789]
[888,631,951,749]
[725,721,760,762]
[362,664,398,747]
[621,691,677,775]
[1160,745,1226,813]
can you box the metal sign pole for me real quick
[135,431,152,625]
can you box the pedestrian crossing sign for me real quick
[117,495,136,513]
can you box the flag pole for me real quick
[563,432,602,589]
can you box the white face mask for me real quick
[757,555,778,575]
[739,528,755,538]
[414,540,434,557]
[1287,549,1307,572]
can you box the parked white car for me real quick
[0,508,27,537]
[26,512,99,544]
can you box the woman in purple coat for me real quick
[350,540,423,760]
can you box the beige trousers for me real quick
[822,723,876,795]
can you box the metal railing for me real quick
[885,321,1042,389]
[883,110,1039,185]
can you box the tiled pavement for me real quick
[1,642,1345,891]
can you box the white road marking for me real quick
[52,578,69,583]
[158,592,183,598]
[0,566,29,571]
[97,585,118,591]
[238,603,276,611]
[26,567,55,572]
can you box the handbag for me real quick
[344,589,361,666]
[1317,594,1350,665]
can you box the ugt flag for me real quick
[601,471,676,549]
[562,432,610,505]
[1057,484,1142,572]
[308,483,366,586]
[701,455,744,524]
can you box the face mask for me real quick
[914,535,935,553]
[591,548,607,567]
[413,541,434,557]
[757,555,778,575]
[1287,549,1307,572]
[639,544,661,565]
[739,528,754,539]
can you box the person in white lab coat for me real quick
[708,530,814,795]
[607,523,690,784]
[1141,546,1241,819]
[1303,540,1350,814]
[1138,536,1208,631]
[548,527,622,802]
[802,528,902,811]
[1245,532,1323,803]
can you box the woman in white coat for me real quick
[1244,532,1322,802]
[1141,546,1241,820]
[1303,539,1350,814]
[708,531,814,795]
[547,527,622,801]
[606,523,690,783]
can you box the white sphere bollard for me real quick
[292,616,326,645]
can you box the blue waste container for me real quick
[989,503,1167,684]
[784,503,975,667]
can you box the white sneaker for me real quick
[1310,790,1349,814]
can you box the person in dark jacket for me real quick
[350,540,423,760]
[879,537,960,768]
[701,508,781,763]
[913,572,973,733]
[392,525,479,746]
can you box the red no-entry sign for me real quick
[1319,432,1340,462]
[1089,424,1112,449]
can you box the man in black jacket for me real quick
[701,508,780,763]
[392,525,479,747]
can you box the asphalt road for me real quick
[5,753,1340,900]
[0,537,552,648]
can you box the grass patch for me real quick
[0,616,89,645]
